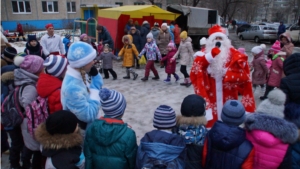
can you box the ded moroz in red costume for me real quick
[190,25,255,128]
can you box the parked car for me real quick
[285,24,300,43]
[239,25,277,43]
[236,24,251,35]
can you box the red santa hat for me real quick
[208,25,226,36]
[45,23,54,29]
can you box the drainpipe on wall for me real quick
[35,0,39,19]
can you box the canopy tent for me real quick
[98,5,180,20]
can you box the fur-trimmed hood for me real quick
[245,113,298,144]
[122,35,132,44]
[176,115,207,126]
[1,71,14,83]
[35,123,83,150]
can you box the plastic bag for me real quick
[139,55,147,65]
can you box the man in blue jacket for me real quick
[97,25,114,51]
[278,21,286,39]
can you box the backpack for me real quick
[1,85,28,129]
[25,96,49,138]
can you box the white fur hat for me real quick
[251,44,266,54]
[161,23,168,28]
[256,89,286,118]
[142,20,149,25]
[200,37,207,45]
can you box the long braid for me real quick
[80,68,90,93]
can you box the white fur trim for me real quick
[13,56,24,67]
[200,37,206,45]
[209,32,228,41]
[260,44,266,50]
[90,88,100,101]
[193,51,205,58]
[215,76,223,120]
[205,108,213,121]
[205,52,214,63]
[65,65,82,80]
[277,51,287,56]
[69,50,96,68]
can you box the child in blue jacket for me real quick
[62,34,72,55]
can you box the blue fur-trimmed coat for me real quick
[61,66,103,128]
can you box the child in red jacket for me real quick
[36,55,68,114]
[161,41,179,83]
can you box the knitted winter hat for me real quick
[256,88,286,118]
[43,55,68,78]
[271,40,281,54]
[161,23,168,28]
[153,105,176,129]
[80,34,87,40]
[142,20,149,25]
[181,94,206,117]
[100,88,127,118]
[3,47,17,61]
[284,102,300,128]
[46,110,78,135]
[146,33,153,39]
[200,37,207,45]
[167,41,175,49]
[14,55,44,74]
[27,35,37,42]
[238,48,246,54]
[180,31,188,39]
[251,44,266,54]
[104,44,110,49]
[154,22,159,26]
[221,100,246,126]
[65,34,71,39]
[67,41,96,68]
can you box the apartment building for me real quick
[1,0,165,31]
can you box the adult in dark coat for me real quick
[129,26,142,69]
[280,53,300,104]
[278,21,286,39]
[140,21,151,47]
[97,25,114,51]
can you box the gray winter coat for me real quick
[97,52,119,69]
[151,28,160,44]
[157,30,172,55]
[252,52,268,85]
[173,37,194,66]
[14,68,40,151]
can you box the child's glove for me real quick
[170,58,175,63]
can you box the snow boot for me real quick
[152,75,160,80]
[174,74,180,82]
[180,78,188,86]
[164,76,171,83]
[186,78,192,87]
[141,77,148,81]
[133,73,138,80]
[123,70,130,79]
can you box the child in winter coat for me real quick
[35,110,85,169]
[118,35,139,80]
[84,88,137,169]
[62,34,72,55]
[161,41,179,83]
[260,43,286,100]
[251,44,268,94]
[173,94,207,169]
[1,47,17,67]
[138,32,161,81]
[279,32,294,58]
[61,42,103,130]
[136,105,186,169]
[13,55,45,169]
[172,31,194,87]
[158,23,172,68]
[24,35,45,59]
[80,33,97,52]
[37,55,68,114]
[97,44,119,80]
[203,100,254,169]
[245,89,299,169]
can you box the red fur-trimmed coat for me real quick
[190,48,255,128]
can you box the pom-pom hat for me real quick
[221,100,246,126]
[67,41,96,68]
[43,55,68,78]
[251,44,266,55]
[153,105,176,129]
[167,40,175,49]
[14,55,44,74]
[180,31,188,39]
[271,40,281,54]
[146,33,153,39]
[99,88,127,118]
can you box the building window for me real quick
[115,2,123,6]
[67,2,76,13]
[12,0,31,13]
[134,2,145,5]
[154,3,162,8]
[42,1,58,13]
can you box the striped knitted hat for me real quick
[43,55,68,78]
[100,88,127,118]
[153,105,176,129]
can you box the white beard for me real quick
[205,37,231,78]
